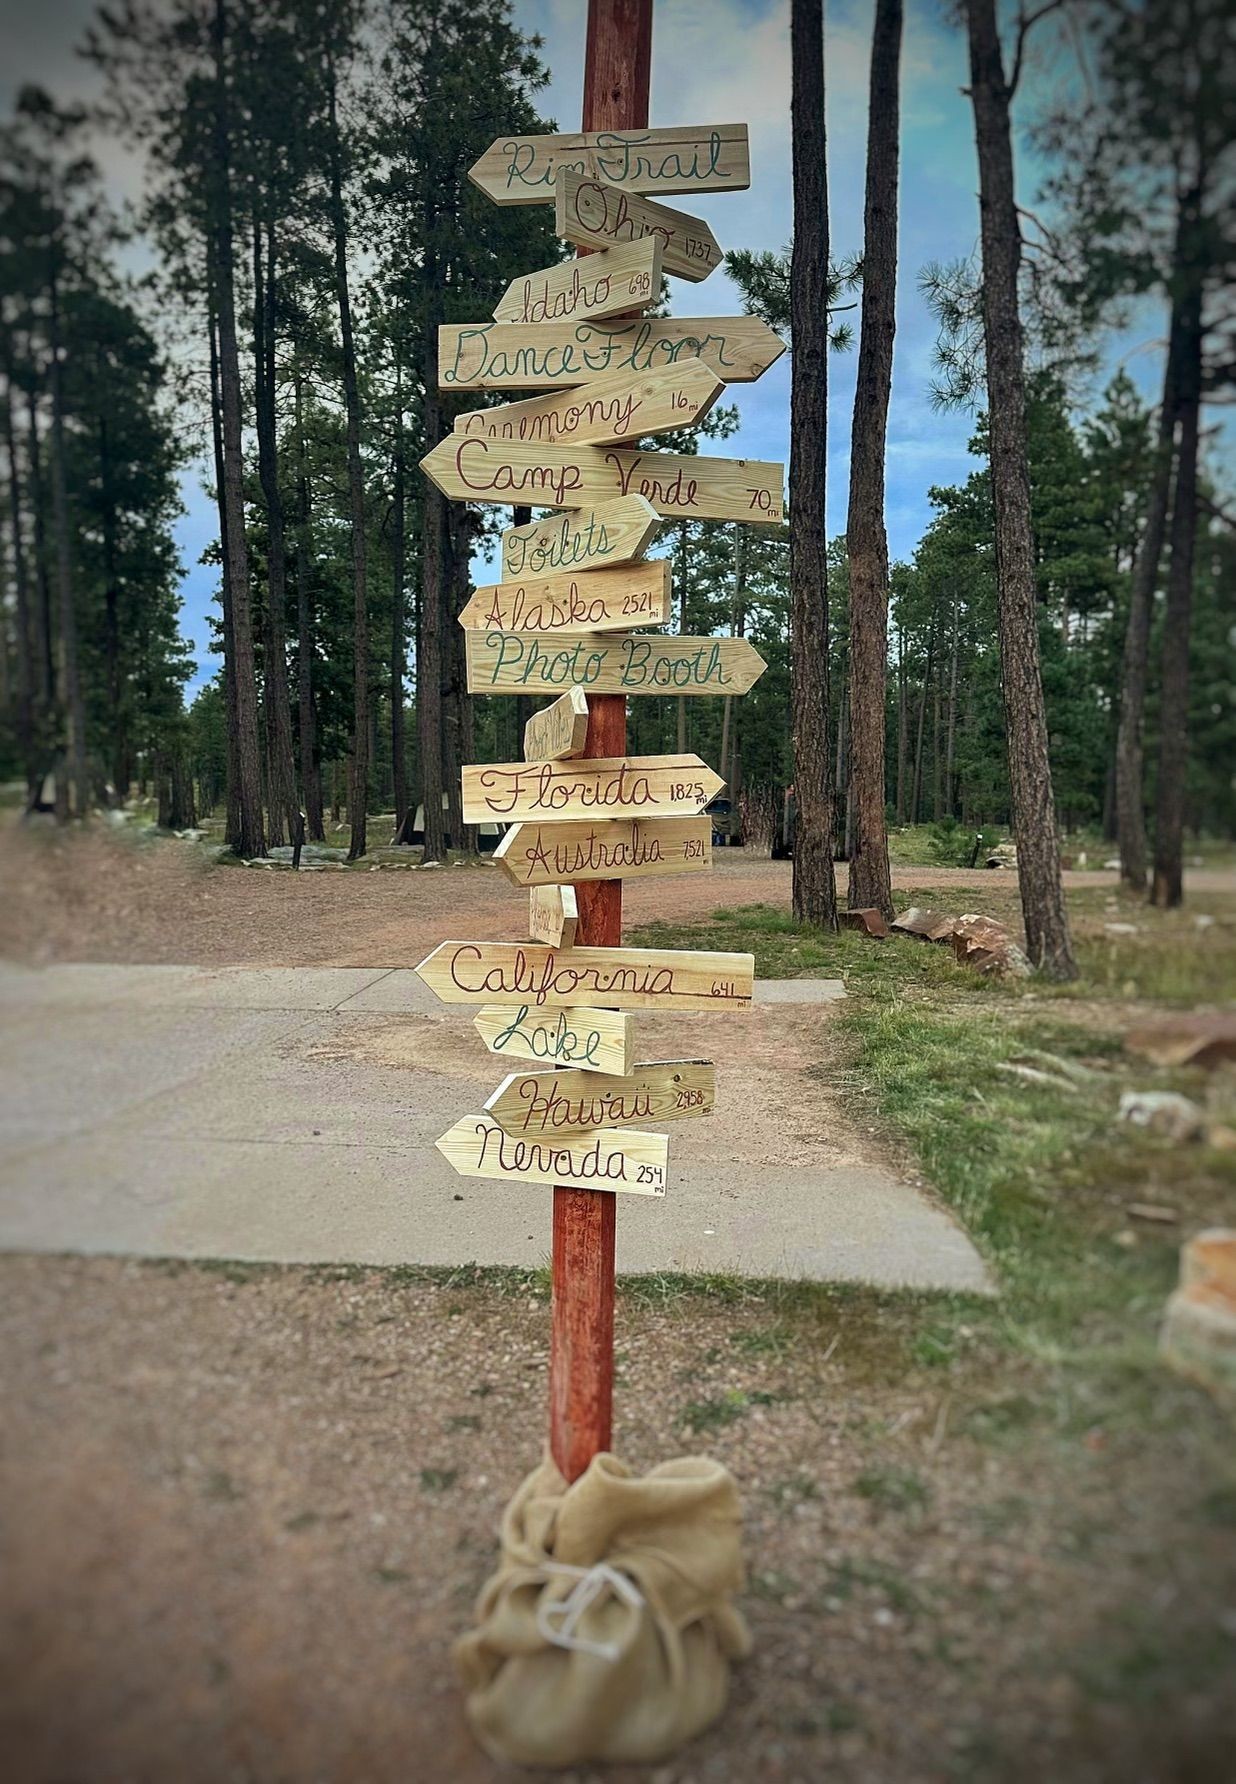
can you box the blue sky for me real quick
[1,0,1182,694]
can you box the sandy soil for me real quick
[1,1256,1231,1784]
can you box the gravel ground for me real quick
[1,1257,1231,1784]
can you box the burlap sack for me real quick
[454,1450,751,1768]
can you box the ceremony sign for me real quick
[439,317,786,391]
[467,631,768,697]
[555,169,723,282]
[437,1115,668,1198]
[473,1004,635,1078]
[529,883,578,948]
[414,940,755,1011]
[422,435,784,524]
[484,1062,716,1137]
[501,494,661,578]
[492,238,661,325]
[493,816,713,887]
[468,123,751,205]
[458,561,672,635]
[462,754,724,823]
[523,687,589,761]
[453,360,724,449]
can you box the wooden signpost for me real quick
[467,630,768,697]
[458,560,673,635]
[414,940,755,1011]
[484,1061,715,1136]
[502,494,661,578]
[453,360,725,450]
[492,238,661,325]
[437,1115,668,1198]
[422,435,784,524]
[529,883,578,949]
[438,316,786,391]
[555,168,723,282]
[462,754,724,823]
[523,687,590,761]
[473,1004,635,1078]
[468,123,751,205]
[494,815,712,887]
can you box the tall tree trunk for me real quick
[208,304,241,846]
[965,0,1075,977]
[325,55,369,863]
[894,626,907,822]
[1116,301,1181,891]
[47,261,88,820]
[23,383,55,723]
[1150,222,1205,909]
[846,0,901,920]
[292,359,324,841]
[910,625,933,824]
[788,0,837,927]
[1,356,37,796]
[444,500,474,851]
[676,520,689,754]
[97,403,128,796]
[211,0,265,859]
[390,361,409,835]
[944,586,959,816]
[252,218,299,848]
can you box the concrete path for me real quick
[0,962,990,1292]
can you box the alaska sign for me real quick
[466,631,768,698]
[468,124,750,206]
[458,561,672,636]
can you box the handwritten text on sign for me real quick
[421,437,784,525]
[458,561,672,636]
[439,318,785,392]
[462,754,723,823]
[453,360,724,451]
[437,1115,667,1198]
[414,941,755,1011]
[502,495,660,579]
[555,170,722,283]
[467,631,768,698]
[492,239,661,325]
[523,688,589,762]
[473,1004,634,1078]
[469,124,751,206]
[484,1061,715,1137]
[494,817,713,887]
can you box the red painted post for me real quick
[549,0,654,1484]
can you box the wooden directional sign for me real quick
[524,688,589,762]
[485,1061,715,1137]
[459,560,672,636]
[439,318,786,392]
[468,632,768,698]
[529,883,578,949]
[494,816,712,888]
[556,169,722,283]
[437,1115,667,1198]
[415,941,755,1012]
[469,124,751,206]
[473,1004,635,1077]
[502,495,661,579]
[454,360,724,451]
[463,755,724,824]
[492,239,661,325]
[421,436,783,526]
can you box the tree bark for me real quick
[845,0,901,920]
[788,0,837,927]
[208,303,241,845]
[390,361,409,835]
[418,322,447,863]
[252,218,299,848]
[965,0,1075,977]
[1,350,37,796]
[47,260,88,820]
[211,0,265,859]
[291,359,324,840]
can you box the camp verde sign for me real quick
[466,631,768,697]
[414,941,755,1011]
[468,124,751,205]
[438,317,785,391]
[458,561,672,636]
[492,239,661,326]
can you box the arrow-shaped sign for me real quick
[453,360,724,451]
[473,1004,635,1077]
[414,940,754,1011]
[458,560,673,636]
[523,688,589,762]
[555,169,722,283]
[469,124,751,206]
[439,318,786,392]
[502,495,662,580]
[463,754,724,824]
[529,884,578,949]
[437,1114,667,1197]
[420,437,783,526]
[494,816,712,887]
[492,239,661,325]
[484,1061,715,1137]
[466,632,769,698]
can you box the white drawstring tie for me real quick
[534,1561,645,1662]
